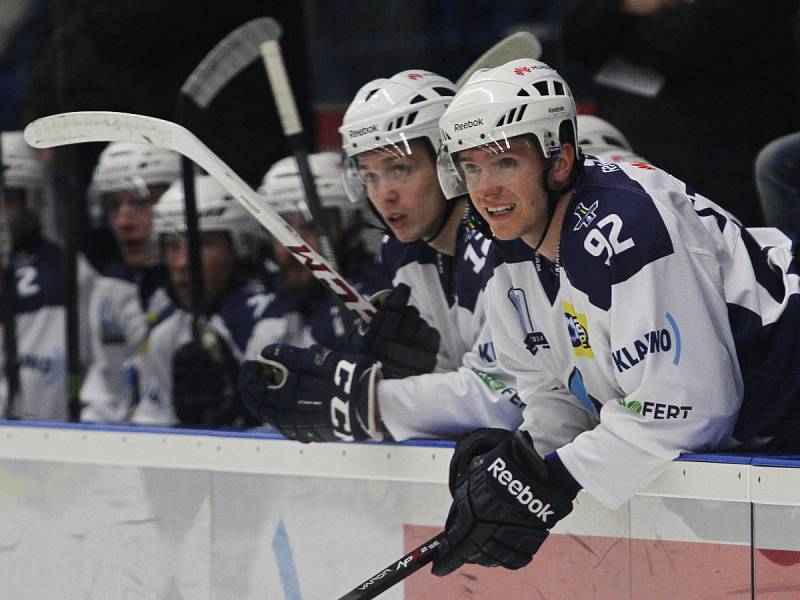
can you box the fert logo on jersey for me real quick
[612,312,682,373]
[508,288,550,356]
[563,301,594,358]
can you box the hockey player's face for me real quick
[457,136,549,244]
[163,231,236,309]
[356,139,445,242]
[106,184,168,268]
[272,209,340,298]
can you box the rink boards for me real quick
[0,420,798,599]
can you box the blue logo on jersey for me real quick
[573,200,599,231]
[478,342,497,364]
[568,367,602,417]
[508,288,550,356]
[612,312,682,373]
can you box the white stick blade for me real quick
[456,31,543,88]
[181,17,283,109]
[24,111,183,150]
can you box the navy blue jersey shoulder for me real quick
[453,226,491,311]
[345,247,391,297]
[218,282,293,352]
[381,224,488,312]
[13,237,64,314]
[560,164,674,310]
[380,236,436,277]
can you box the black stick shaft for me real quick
[337,533,444,600]
[0,134,20,417]
[175,98,207,342]
[53,4,82,421]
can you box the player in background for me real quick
[0,131,96,420]
[239,70,587,444]
[80,143,179,422]
[257,152,388,350]
[428,58,800,576]
[132,174,303,427]
[576,114,647,164]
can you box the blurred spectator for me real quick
[80,143,180,423]
[131,175,303,427]
[562,0,800,226]
[755,132,800,235]
[0,131,96,420]
[258,152,389,350]
[0,0,46,130]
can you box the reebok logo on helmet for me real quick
[454,118,484,132]
[487,457,554,523]
[348,125,379,138]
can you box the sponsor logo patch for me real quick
[617,397,693,420]
[612,312,681,372]
[563,301,594,358]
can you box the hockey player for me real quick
[257,151,388,349]
[239,70,569,443]
[0,131,96,420]
[132,175,303,426]
[80,142,179,422]
[428,58,800,575]
[576,114,646,164]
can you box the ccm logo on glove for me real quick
[488,457,555,522]
[331,359,357,439]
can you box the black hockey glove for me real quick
[238,344,385,443]
[172,330,250,427]
[432,429,579,576]
[346,283,440,379]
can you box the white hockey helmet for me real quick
[258,152,362,231]
[576,115,632,155]
[437,59,578,199]
[154,175,264,260]
[2,131,46,198]
[339,69,456,204]
[89,142,181,221]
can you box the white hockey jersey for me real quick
[0,235,96,420]
[132,282,305,425]
[485,157,800,509]
[80,263,171,422]
[375,224,534,441]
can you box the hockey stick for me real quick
[0,134,21,418]
[260,33,357,330]
[23,112,376,321]
[52,3,82,421]
[337,533,445,600]
[455,30,543,88]
[181,17,282,110]
[260,37,339,271]
[178,17,284,341]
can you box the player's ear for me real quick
[548,143,575,189]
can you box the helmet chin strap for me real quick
[424,196,459,244]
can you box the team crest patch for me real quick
[573,200,599,230]
[563,301,594,358]
[507,288,550,356]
